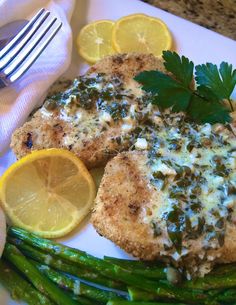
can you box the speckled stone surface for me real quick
[143,0,236,40]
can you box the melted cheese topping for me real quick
[144,112,235,260]
[42,73,236,265]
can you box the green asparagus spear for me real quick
[66,292,100,305]
[128,287,158,301]
[209,263,236,276]
[104,256,165,268]
[183,272,236,290]
[8,227,212,304]
[0,259,54,305]
[79,283,124,304]
[106,301,187,305]
[209,288,236,303]
[9,237,125,290]
[182,259,236,291]
[127,287,220,304]
[104,256,167,279]
[3,243,78,305]
[9,227,167,286]
[32,260,125,303]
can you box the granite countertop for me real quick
[143,0,236,40]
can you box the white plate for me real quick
[1,0,236,304]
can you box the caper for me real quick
[215,218,225,229]
[44,99,58,111]
[153,171,165,180]
[192,186,201,195]
[176,178,191,187]
[190,202,202,213]
[217,232,225,247]
[212,155,222,164]
[228,184,236,195]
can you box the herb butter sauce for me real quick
[43,73,236,270]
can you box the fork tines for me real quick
[0,8,62,86]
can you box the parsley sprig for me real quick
[134,51,236,124]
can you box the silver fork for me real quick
[0,8,62,88]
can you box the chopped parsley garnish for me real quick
[166,206,185,254]
[134,51,236,124]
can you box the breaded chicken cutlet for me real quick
[11,53,165,168]
[92,112,236,277]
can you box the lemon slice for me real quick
[112,14,172,56]
[0,149,96,238]
[77,20,115,63]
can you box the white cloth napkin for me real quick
[0,0,75,155]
